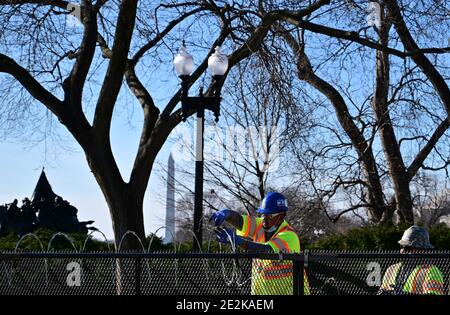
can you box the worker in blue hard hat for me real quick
[210,192,310,295]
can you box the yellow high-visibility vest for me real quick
[237,215,310,295]
[380,262,445,295]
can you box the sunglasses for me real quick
[258,212,284,219]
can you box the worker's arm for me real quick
[210,209,243,230]
[226,210,244,229]
[215,227,272,252]
[239,239,272,252]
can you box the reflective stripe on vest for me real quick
[382,264,444,295]
[254,222,265,242]
[263,266,293,280]
[270,237,290,252]
[242,215,257,238]
[268,225,297,252]
[248,216,257,237]
[424,280,445,295]
[411,265,431,294]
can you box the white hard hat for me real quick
[398,225,433,249]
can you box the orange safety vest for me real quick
[380,263,445,295]
[237,215,310,295]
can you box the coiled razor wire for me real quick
[204,221,250,290]
[82,230,111,252]
[47,233,82,295]
[201,217,235,285]
[9,230,114,294]
[47,232,78,252]
[179,226,209,284]
[118,231,156,290]
[4,226,255,294]
[14,233,48,289]
[82,230,112,290]
[3,235,450,295]
[117,231,146,252]
[147,226,177,252]
[148,227,179,290]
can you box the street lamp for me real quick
[174,43,228,250]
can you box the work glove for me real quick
[209,209,231,227]
[215,227,244,246]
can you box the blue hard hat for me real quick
[256,192,288,214]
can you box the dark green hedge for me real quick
[0,228,111,251]
[305,224,450,250]
[0,229,171,251]
[3,224,449,251]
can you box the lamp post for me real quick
[173,43,228,251]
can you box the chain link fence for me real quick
[1,251,449,295]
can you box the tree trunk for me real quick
[83,140,147,295]
[110,193,145,295]
[372,8,414,225]
[109,189,146,251]
[83,137,147,251]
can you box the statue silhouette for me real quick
[6,199,21,233]
[20,197,37,235]
[0,170,95,236]
[0,204,8,235]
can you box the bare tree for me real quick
[275,0,450,225]
[0,0,331,248]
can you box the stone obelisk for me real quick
[164,153,176,244]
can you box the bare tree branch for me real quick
[385,0,450,116]
[93,0,138,140]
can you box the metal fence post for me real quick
[293,254,304,295]
[135,257,141,295]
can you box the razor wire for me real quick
[2,227,450,295]
[2,250,450,295]
[0,225,244,294]
[202,216,250,289]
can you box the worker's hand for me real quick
[215,227,244,246]
[209,209,231,227]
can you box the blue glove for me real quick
[210,209,231,227]
[215,227,244,246]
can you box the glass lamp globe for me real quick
[208,46,228,76]
[174,44,194,76]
